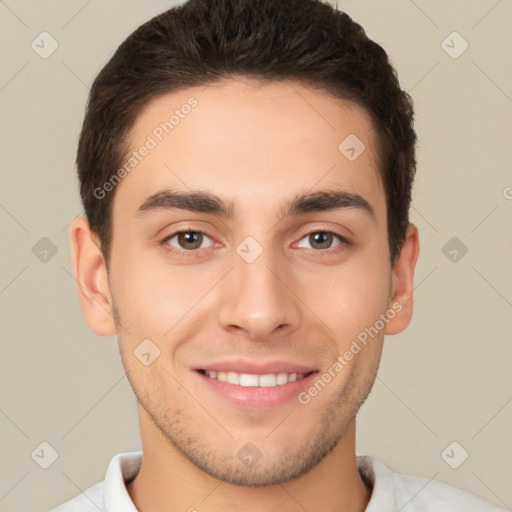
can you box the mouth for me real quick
[193,363,318,409]
[197,369,314,387]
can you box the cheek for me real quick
[294,256,391,343]
[109,253,222,339]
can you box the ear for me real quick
[69,217,117,336]
[385,224,420,335]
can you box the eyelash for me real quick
[160,229,350,257]
[161,229,215,257]
[294,230,350,256]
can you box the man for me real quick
[52,0,504,510]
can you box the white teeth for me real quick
[203,370,307,387]
[259,374,277,387]
[239,373,259,387]
[226,372,240,385]
[276,373,288,385]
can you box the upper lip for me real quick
[195,359,317,375]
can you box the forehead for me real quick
[114,78,385,222]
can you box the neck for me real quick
[127,405,371,512]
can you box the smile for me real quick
[200,370,310,387]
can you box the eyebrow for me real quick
[135,188,375,220]
[136,190,235,218]
[282,190,374,219]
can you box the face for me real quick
[85,79,415,486]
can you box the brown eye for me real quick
[166,231,212,251]
[178,231,203,249]
[309,232,333,249]
[296,231,344,251]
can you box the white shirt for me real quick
[49,451,505,511]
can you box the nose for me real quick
[217,250,302,341]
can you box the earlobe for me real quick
[69,217,117,336]
[385,224,420,335]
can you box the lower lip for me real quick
[194,371,318,409]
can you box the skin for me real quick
[70,78,419,512]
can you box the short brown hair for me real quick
[77,0,416,264]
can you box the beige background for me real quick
[1,1,511,511]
